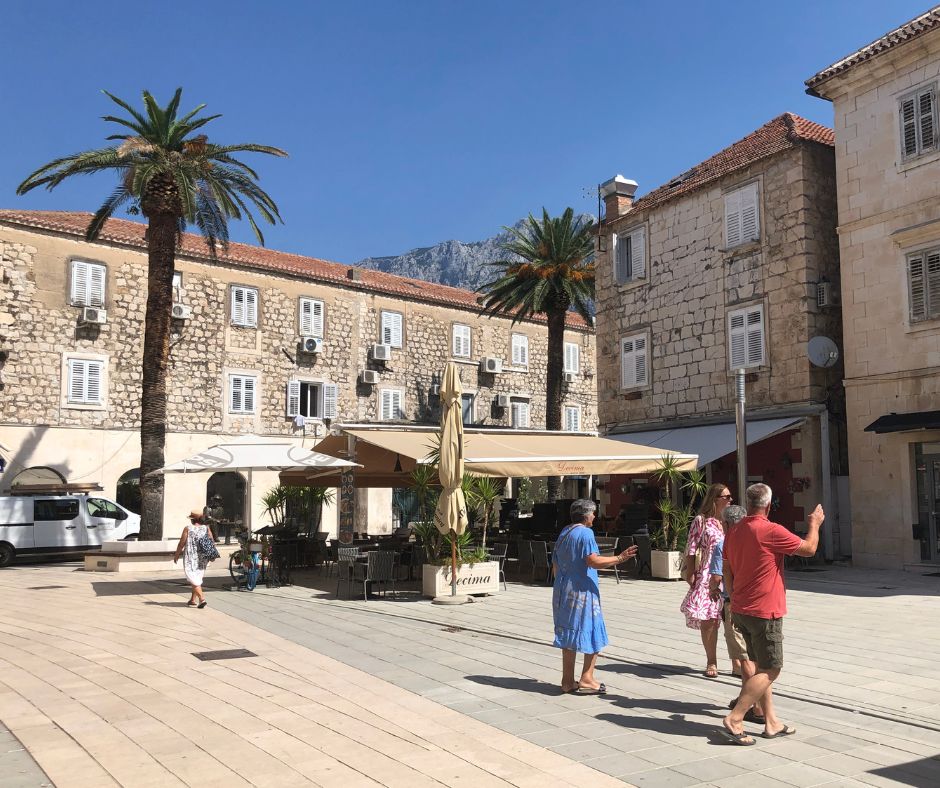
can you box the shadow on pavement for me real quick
[595,710,730,745]
[869,757,940,786]
[599,661,697,680]
[464,674,561,696]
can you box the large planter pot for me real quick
[651,549,683,580]
[422,561,500,597]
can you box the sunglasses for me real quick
[718,494,733,500]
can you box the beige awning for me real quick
[279,426,697,488]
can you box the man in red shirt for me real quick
[721,483,824,745]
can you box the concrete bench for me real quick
[84,540,179,573]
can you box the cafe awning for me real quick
[278,425,697,488]
[607,416,804,469]
[865,410,940,434]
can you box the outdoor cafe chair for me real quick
[530,540,551,585]
[323,541,340,576]
[487,542,508,590]
[516,540,533,581]
[352,550,397,601]
[633,534,653,578]
[336,546,359,598]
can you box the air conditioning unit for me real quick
[371,343,392,362]
[300,336,323,354]
[481,357,503,374]
[360,370,380,385]
[171,303,192,320]
[563,372,576,383]
[495,393,511,408]
[816,281,832,308]
[80,306,107,325]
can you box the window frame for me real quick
[66,356,105,406]
[727,304,766,370]
[228,373,258,414]
[230,285,259,328]
[452,323,472,358]
[172,271,184,304]
[378,388,404,421]
[380,310,404,348]
[299,297,325,338]
[510,399,530,429]
[286,379,338,420]
[69,259,107,307]
[564,342,580,374]
[564,405,582,433]
[724,182,760,249]
[612,225,647,285]
[620,333,649,390]
[510,333,529,368]
[907,246,940,324]
[899,83,938,161]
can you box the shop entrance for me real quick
[915,444,940,561]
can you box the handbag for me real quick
[680,516,707,583]
[194,530,220,562]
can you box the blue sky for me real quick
[1,1,929,263]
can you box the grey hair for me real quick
[745,483,772,510]
[722,504,747,525]
[570,499,597,522]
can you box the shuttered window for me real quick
[620,334,648,388]
[452,324,471,358]
[172,272,184,303]
[908,248,940,323]
[564,406,581,432]
[70,260,106,307]
[728,305,765,369]
[564,342,580,374]
[511,400,530,429]
[900,86,938,159]
[286,380,336,419]
[229,374,257,413]
[299,298,324,337]
[67,358,104,405]
[231,286,258,327]
[724,183,760,248]
[380,311,403,347]
[613,226,646,284]
[511,334,529,366]
[379,389,404,421]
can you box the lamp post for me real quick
[735,369,747,505]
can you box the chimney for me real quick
[599,174,638,222]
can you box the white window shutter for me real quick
[729,312,747,368]
[564,343,579,373]
[380,390,392,420]
[741,184,759,242]
[630,227,646,279]
[311,300,324,337]
[919,89,936,151]
[634,336,648,385]
[512,401,529,429]
[299,300,313,335]
[565,407,580,432]
[286,380,301,417]
[68,360,85,402]
[512,335,528,366]
[246,288,258,327]
[382,312,403,347]
[725,191,742,248]
[243,377,255,413]
[89,265,106,307]
[70,262,87,305]
[232,288,245,325]
[453,325,470,357]
[321,383,338,420]
[230,376,243,412]
[745,308,765,365]
[85,362,102,403]
[621,338,635,388]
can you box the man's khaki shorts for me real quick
[731,612,784,670]
[723,601,749,661]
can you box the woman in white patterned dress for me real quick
[173,509,214,608]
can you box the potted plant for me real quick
[649,455,706,580]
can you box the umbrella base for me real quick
[431,594,472,605]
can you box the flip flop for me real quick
[720,722,756,746]
[762,725,796,739]
[728,697,740,710]
[704,665,719,678]
[744,710,766,725]
[197,601,207,609]
[576,683,607,695]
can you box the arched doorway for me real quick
[10,466,66,488]
[206,471,246,543]
[115,469,141,514]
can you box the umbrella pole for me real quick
[451,531,457,597]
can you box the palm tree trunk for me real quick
[545,307,566,502]
[138,214,177,541]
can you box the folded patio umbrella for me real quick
[434,363,468,599]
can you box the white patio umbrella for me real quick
[159,434,358,532]
[433,363,470,603]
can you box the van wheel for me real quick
[0,543,14,568]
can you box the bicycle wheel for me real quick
[229,553,248,587]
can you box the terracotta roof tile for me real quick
[806,7,940,96]
[610,113,833,222]
[0,209,591,331]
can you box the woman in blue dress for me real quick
[553,499,637,694]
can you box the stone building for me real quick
[0,210,596,536]
[594,114,849,557]
[806,8,940,569]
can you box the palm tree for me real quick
[18,89,287,541]
[478,208,595,501]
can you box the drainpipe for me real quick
[820,409,833,561]
[735,369,748,505]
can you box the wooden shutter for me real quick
[68,359,87,402]
[511,401,529,429]
[564,407,581,432]
[564,343,579,373]
[70,262,88,304]
[512,334,528,366]
[745,308,764,365]
[88,265,106,307]
[86,361,102,403]
[172,272,183,303]
[909,253,926,321]
[380,389,401,420]
[741,183,759,242]
[614,233,631,283]
[901,96,918,157]
[321,383,338,420]
[919,89,936,151]
[70,261,105,306]
[725,190,742,247]
[634,336,648,385]
[231,288,245,325]
[286,380,301,417]
[230,376,243,412]
[453,325,470,357]
[299,299,324,336]
[729,311,747,368]
[245,288,258,327]
[381,312,402,347]
[242,376,256,413]
[630,227,646,279]
[621,335,647,387]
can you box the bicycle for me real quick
[229,531,261,591]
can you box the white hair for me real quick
[745,483,772,510]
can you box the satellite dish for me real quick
[807,336,840,368]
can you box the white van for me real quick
[0,494,140,567]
